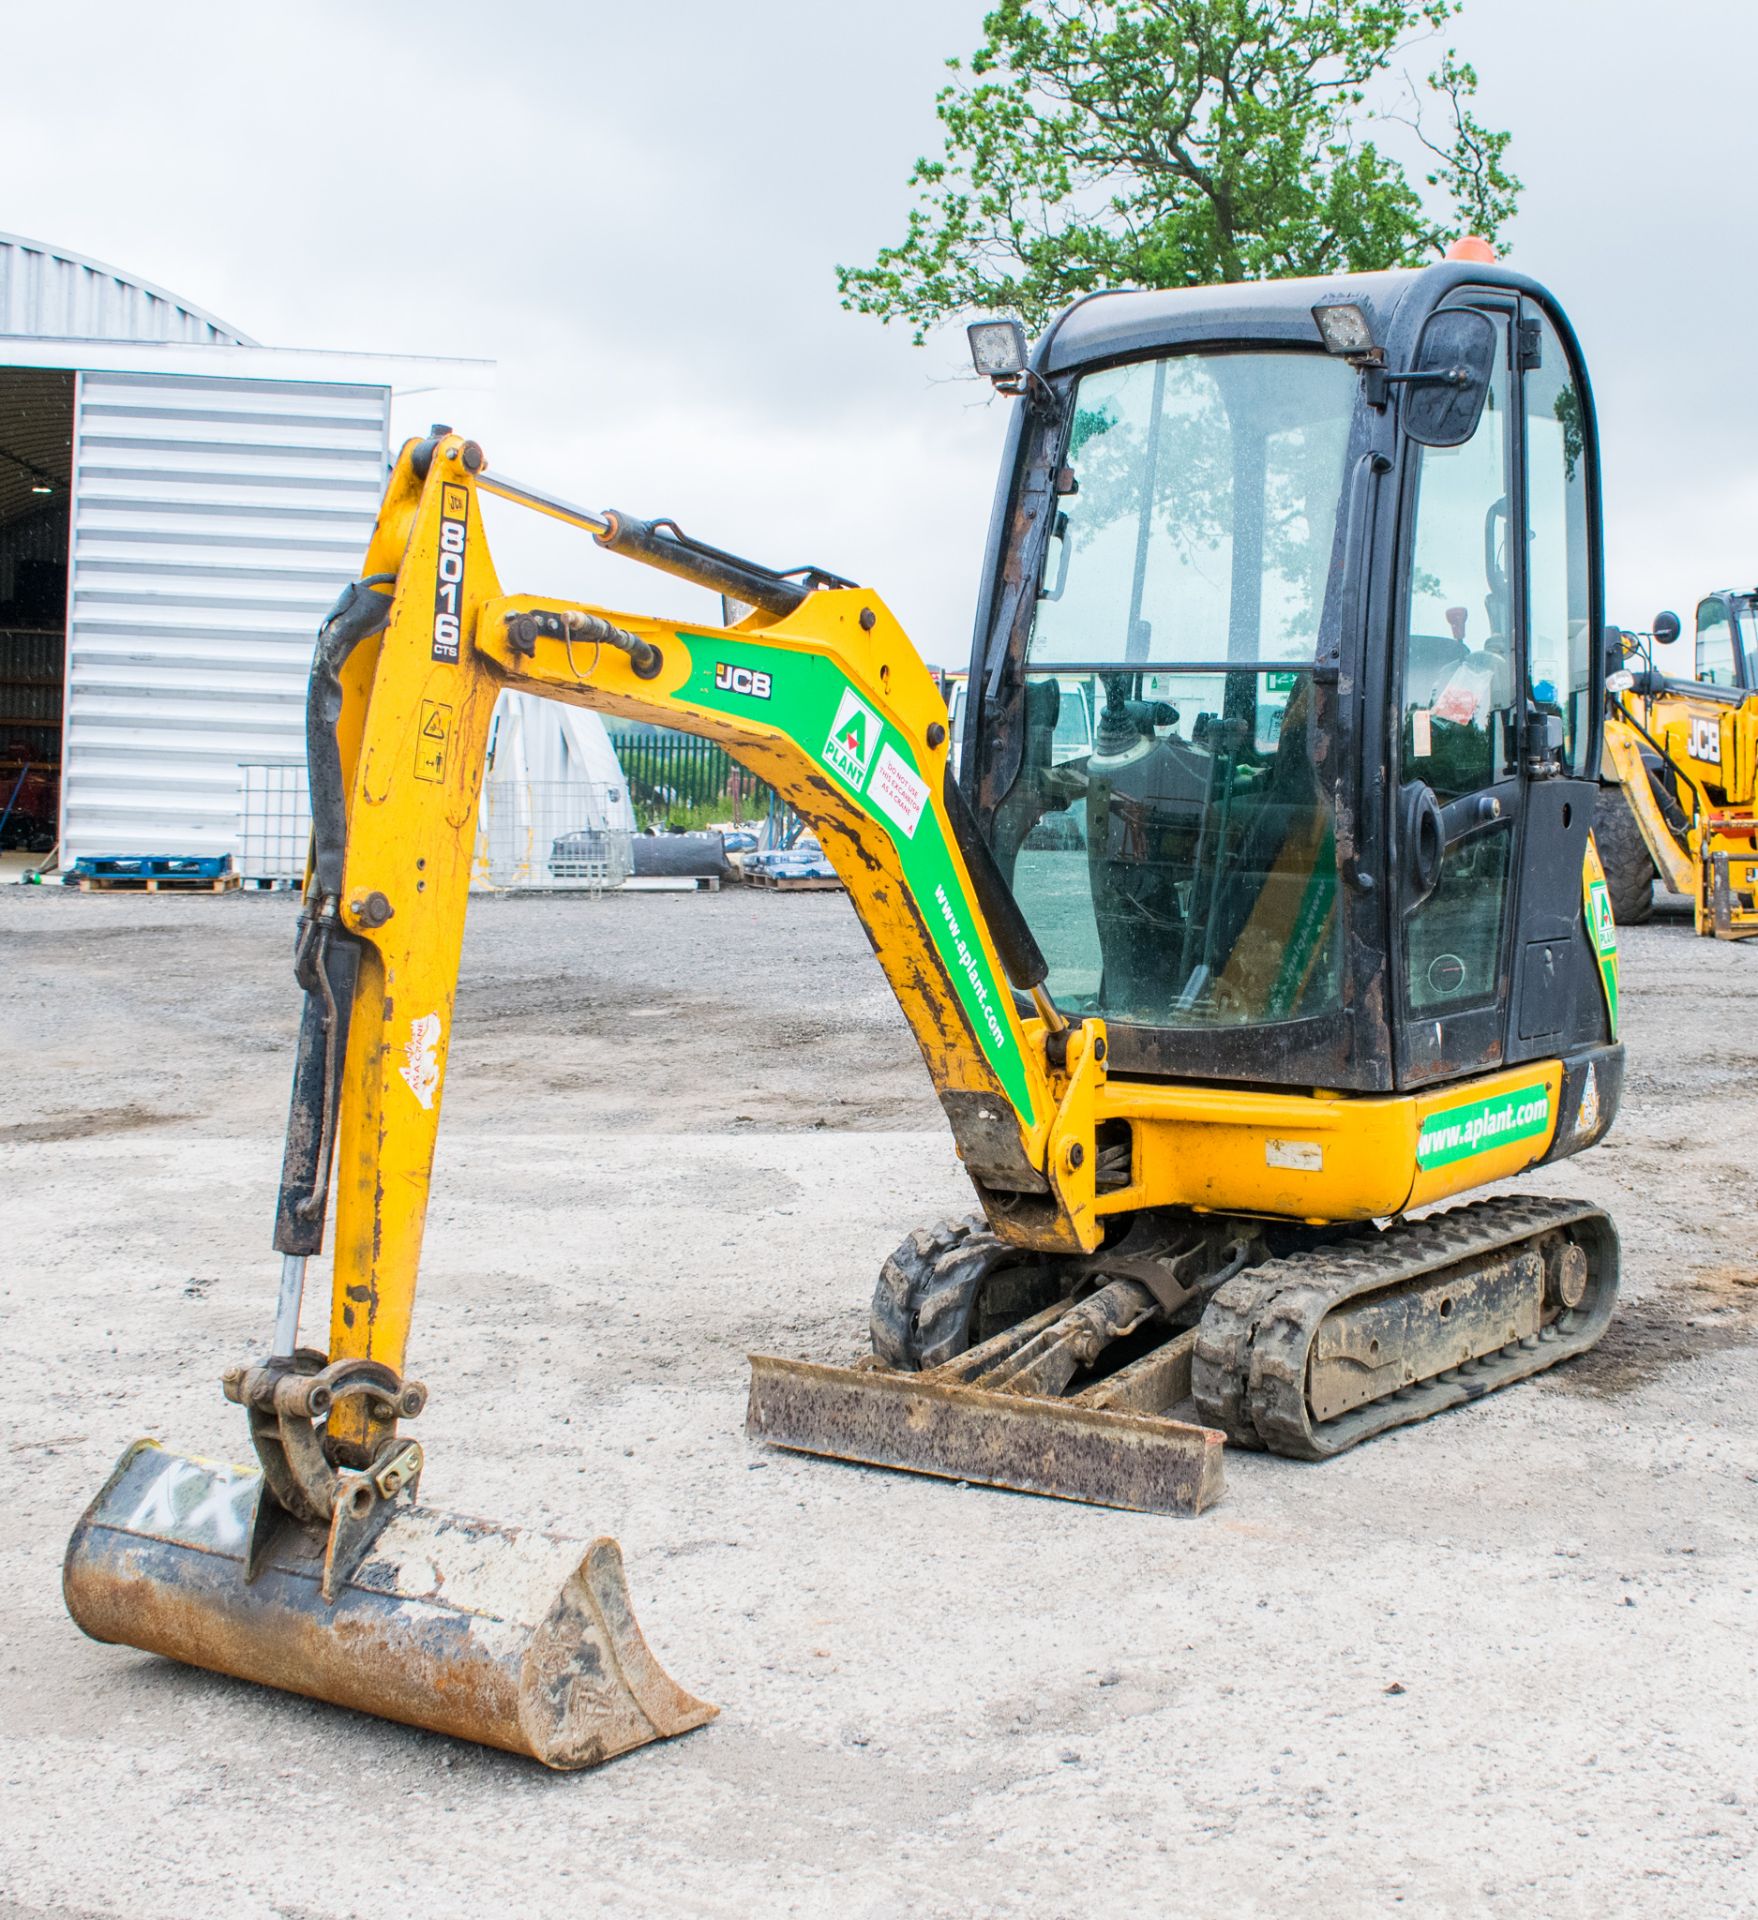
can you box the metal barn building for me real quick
[0,231,492,868]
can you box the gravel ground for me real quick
[1,885,1754,1919]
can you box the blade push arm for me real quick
[288,434,1111,1453]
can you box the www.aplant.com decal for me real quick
[1416,1084,1550,1169]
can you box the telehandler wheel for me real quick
[1593,783,1656,926]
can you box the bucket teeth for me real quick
[64,1439,715,1769]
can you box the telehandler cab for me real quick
[66,258,1624,1770]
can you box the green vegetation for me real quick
[840,0,1519,340]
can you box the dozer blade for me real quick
[64,1439,716,1769]
[746,1351,1225,1517]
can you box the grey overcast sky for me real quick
[9,0,1754,662]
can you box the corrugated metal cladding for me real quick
[0,231,252,345]
[61,370,389,862]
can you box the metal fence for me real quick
[606,728,774,823]
[476,780,633,891]
[238,760,310,882]
[238,767,637,892]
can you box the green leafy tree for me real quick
[840,0,1519,340]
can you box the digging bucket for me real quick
[64,1439,716,1769]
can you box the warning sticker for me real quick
[867,743,930,840]
[415,700,452,782]
[399,1012,443,1110]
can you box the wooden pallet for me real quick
[70,871,242,894]
[741,870,843,892]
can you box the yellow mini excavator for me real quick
[1598,601,1758,936]
[66,259,1624,1770]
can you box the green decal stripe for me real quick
[1266,834,1336,1019]
[677,636,1037,1122]
[1416,1082,1552,1170]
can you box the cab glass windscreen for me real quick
[990,350,1355,1032]
[1029,350,1355,670]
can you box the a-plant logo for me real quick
[1587,879,1616,958]
[1586,874,1619,1035]
[822,687,882,790]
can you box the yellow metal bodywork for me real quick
[314,439,1589,1421]
[1094,1061,1563,1225]
[1605,683,1758,938]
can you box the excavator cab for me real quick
[965,265,1616,1101]
[750,264,1621,1488]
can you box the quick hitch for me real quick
[223,1354,428,1599]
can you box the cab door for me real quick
[1392,301,1523,1085]
[1390,296,1604,1086]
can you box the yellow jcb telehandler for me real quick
[1598,600,1758,936]
[66,259,1624,1770]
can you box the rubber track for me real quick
[870,1215,1019,1370]
[1191,1195,1618,1460]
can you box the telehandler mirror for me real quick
[1652,609,1681,646]
[1401,308,1497,448]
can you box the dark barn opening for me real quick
[0,367,74,853]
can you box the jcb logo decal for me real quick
[1689,715,1722,765]
[432,484,468,663]
[715,662,771,700]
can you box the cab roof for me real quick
[1041,261,1546,372]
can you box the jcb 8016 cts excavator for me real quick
[66,258,1623,1770]
[1598,598,1758,936]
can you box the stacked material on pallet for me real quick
[742,841,840,890]
[64,855,240,894]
